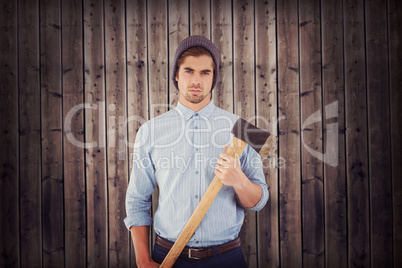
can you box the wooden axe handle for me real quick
[160,137,247,267]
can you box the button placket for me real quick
[193,114,201,204]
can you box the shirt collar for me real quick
[175,99,215,120]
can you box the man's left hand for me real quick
[214,145,247,188]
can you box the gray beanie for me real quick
[172,35,220,91]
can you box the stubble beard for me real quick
[184,91,207,103]
[183,87,210,104]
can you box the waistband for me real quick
[155,235,241,260]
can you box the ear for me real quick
[175,74,179,82]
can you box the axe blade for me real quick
[231,117,277,158]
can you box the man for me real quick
[124,36,269,267]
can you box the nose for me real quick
[191,73,201,87]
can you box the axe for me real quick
[160,118,277,267]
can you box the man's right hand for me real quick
[137,258,160,268]
[130,226,160,268]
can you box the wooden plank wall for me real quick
[0,0,401,267]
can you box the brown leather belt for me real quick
[155,235,241,260]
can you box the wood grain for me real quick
[0,0,19,267]
[255,0,279,267]
[233,0,257,266]
[1,2,401,266]
[344,0,370,267]
[211,0,233,111]
[18,0,42,266]
[389,1,402,267]
[62,0,86,267]
[299,0,324,267]
[148,0,168,119]
[321,0,347,267]
[84,0,108,266]
[277,0,302,266]
[127,0,148,265]
[40,0,64,266]
[365,1,393,266]
[190,0,210,37]
[105,0,129,266]
[148,0,168,254]
[168,0,189,107]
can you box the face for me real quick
[175,55,214,111]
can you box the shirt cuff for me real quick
[247,182,269,211]
[124,214,153,230]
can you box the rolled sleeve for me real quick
[248,181,269,211]
[124,124,156,230]
[240,145,269,212]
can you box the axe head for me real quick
[231,118,277,159]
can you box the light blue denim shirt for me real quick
[124,100,269,247]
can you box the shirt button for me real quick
[195,171,199,175]
[195,195,198,199]
[194,113,198,116]
[195,241,199,244]
[195,126,198,129]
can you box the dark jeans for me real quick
[152,243,248,268]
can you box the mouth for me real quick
[188,89,202,95]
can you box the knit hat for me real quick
[172,35,220,91]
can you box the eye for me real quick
[184,70,193,74]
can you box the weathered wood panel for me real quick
[148,0,167,252]
[148,0,168,119]
[277,0,302,266]
[0,0,19,267]
[233,0,254,121]
[40,0,64,266]
[84,0,108,266]
[321,0,347,267]
[233,0,256,266]
[127,0,148,265]
[344,0,370,267]
[389,1,402,267]
[299,0,324,267]
[105,0,129,266]
[365,1,393,267]
[62,0,86,267]
[190,0,210,37]
[211,0,233,111]
[1,1,401,267]
[168,0,189,107]
[255,0,279,267]
[18,0,42,266]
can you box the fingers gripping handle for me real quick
[160,137,247,267]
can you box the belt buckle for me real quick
[188,248,202,260]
